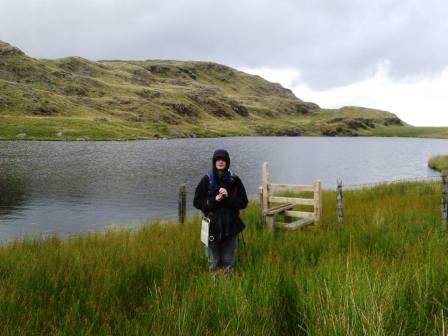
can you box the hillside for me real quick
[0,40,425,140]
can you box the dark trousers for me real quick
[205,234,238,272]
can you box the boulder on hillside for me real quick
[177,67,197,80]
[164,102,198,118]
[295,102,320,114]
[383,117,403,126]
[231,103,249,117]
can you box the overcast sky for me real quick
[1,0,447,126]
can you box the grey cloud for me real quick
[0,0,447,89]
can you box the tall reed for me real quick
[0,181,446,335]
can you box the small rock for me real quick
[164,102,197,117]
[232,104,249,117]
[16,133,26,138]
[94,116,108,122]
[274,127,302,136]
[56,131,64,137]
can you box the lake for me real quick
[0,136,446,240]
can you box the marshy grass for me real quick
[429,155,448,172]
[0,181,447,335]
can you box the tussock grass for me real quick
[0,181,447,335]
[429,155,448,172]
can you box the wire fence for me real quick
[334,172,448,228]
[342,175,442,190]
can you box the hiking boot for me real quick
[208,263,219,272]
[223,265,233,279]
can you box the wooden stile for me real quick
[264,203,294,216]
[268,196,315,206]
[260,161,322,231]
[270,184,315,193]
[284,210,315,219]
[275,218,314,230]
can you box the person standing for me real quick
[193,149,248,276]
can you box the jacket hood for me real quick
[212,149,230,170]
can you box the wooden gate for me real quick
[260,161,322,231]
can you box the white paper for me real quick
[201,217,210,246]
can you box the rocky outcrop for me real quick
[383,117,403,126]
[295,102,320,114]
[0,41,25,56]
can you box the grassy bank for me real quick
[3,115,448,141]
[0,181,446,335]
[372,125,448,139]
[429,155,448,172]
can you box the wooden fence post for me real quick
[442,172,448,231]
[313,179,322,223]
[178,184,186,224]
[337,179,344,224]
[258,186,264,225]
[262,162,273,232]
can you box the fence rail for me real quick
[175,173,446,226]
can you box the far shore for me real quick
[1,126,448,141]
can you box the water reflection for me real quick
[0,174,29,217]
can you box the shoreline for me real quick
[2,133,448,142]
[0,179,442,244]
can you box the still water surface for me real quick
[0,137,446,240]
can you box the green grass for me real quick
[0,115,169,140]
[0,181,447,334]
[373,126,448,138]
[428,155,448,172]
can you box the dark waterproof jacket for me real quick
[193,170,248,244]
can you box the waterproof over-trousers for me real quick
[205,234,238,274]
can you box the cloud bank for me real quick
[244,63,448,126]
